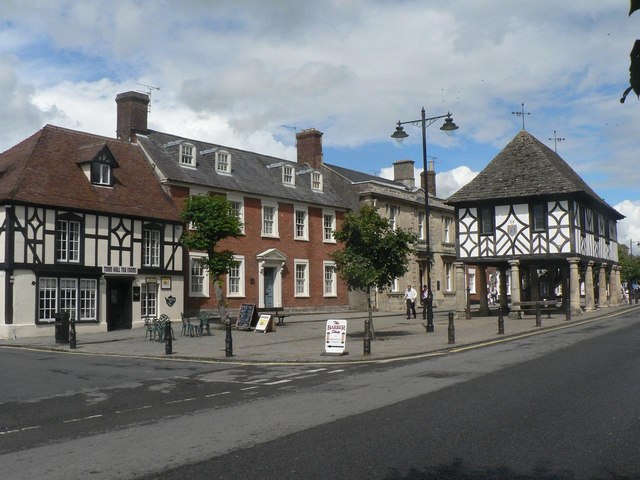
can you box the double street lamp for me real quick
[391,108,458,332]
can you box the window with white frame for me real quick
[391,277,399,293]
[444,217,452,243]
[180,143,196,167]
[418,212,425,240]
[282,165,295,186]
[262,203,279,237]
[294,206,308,240]
[91,161,112,186]
[141,282,158,317]
[60,278,77,316]
[323,261,337,297]
[189,255,209,297]
[38,277,58,322]
[468,268,477,294]
[311,171,323,191]
[294,260,309,297]
[389,205,398,230]
[142,228,161,267]
[323,210,336,243]
[444,262,453,292]
[80,279,97,321]
[227,256,245,297]
[228,195,245,234]
[216,151,231,173]
[56,217,81,263]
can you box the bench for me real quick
[256,307,288,326]
[512,300,560,320]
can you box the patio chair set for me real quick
[144,314,175,342]
[180,312,213,337]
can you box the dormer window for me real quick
[91,162,111,186]
[89,148,117,187]
[180,143,196,167]
[311,171,323,191]
[216,151,231,173]
[283,165,295,186]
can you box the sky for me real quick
[2,0,640,248]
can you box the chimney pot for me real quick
[116,91,150,142]
[296,129,323,169]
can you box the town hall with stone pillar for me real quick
[446,130,624,319]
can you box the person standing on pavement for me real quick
[405,284,417,319]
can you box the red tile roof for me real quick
[0,125,181,222]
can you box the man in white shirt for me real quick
[404,284,417,319]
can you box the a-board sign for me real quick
[236,303,256,330]
[325,319,347,354]
[254,314,275,333]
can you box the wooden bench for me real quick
[256,307,288,326]
[512,300,560,320]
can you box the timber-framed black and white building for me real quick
[0,125,184,339]
[447,130,624,318]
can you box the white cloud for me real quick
[614,200,640,247]
[1,0,639,208]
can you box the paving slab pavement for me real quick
[1,305,638,364]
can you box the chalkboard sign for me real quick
[236,303,256,330]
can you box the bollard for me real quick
[535,302,542,327]
[498,306,505,334]
[164,320,173,355]
[69,312,77,349]
[447,312,455,345]
[363,319,372,355]
[566,301,572,322]
[225,319,233,357]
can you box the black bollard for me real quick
[225,319,233,357]
[447,312,455,345]
[535,302,541,327]
[363,319,372,355]
[69,312,77,349]
[164,320,173,355]
[498,306,505,334]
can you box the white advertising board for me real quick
[325,319,347,354]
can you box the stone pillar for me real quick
[530,266,540,301]
[454,262,467,318]
[614,266,622,305]
[608,266,616,306]
[568,257,582,315]
[584,261,595,311]
[499,267,509,312]
[598,263,608,308]
[508,259,521,318]
[478,265,490,316]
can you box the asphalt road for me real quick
[2,311,639,479]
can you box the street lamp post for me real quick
[391,107,458,333]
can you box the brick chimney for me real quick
[116,91,150,142]
[420,158,436,197]
[296,129,323,169]
[393,160,415,188]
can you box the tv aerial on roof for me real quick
[136,83,161,112]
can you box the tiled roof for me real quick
[136,130,351,210]
[446,130,622,218]
[0,125,181,222]
[325,163,404,188]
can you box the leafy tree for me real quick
[181,194,242,322]
[618,246,640,289]
[330,204,417,336]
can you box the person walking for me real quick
[405,284,417,319]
